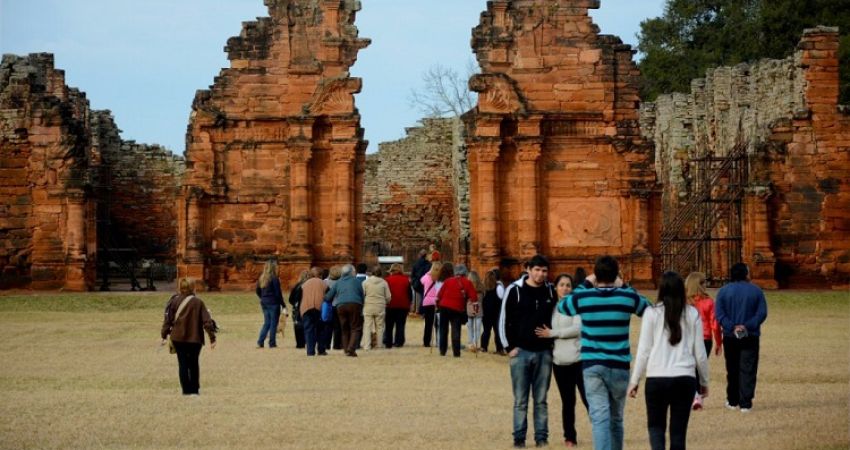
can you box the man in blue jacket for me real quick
[324,264,365,357]
[715,262,768,413]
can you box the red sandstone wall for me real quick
[0,54,96,290]
[465,0,656,284]
[767,28,850,286]
[179,0,370,290]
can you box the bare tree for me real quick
[408,62,478,118]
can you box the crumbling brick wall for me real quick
[642,27,850,287]
[362,118,468,266]
[465,0,657,285]
[0,54,184,290]
[179,0,370,290]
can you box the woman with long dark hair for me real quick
[628,271,709,450]
[480,269,505,354]
[535,274,588,447]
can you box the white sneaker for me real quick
[740,407,751,413]
[725,401,738,410]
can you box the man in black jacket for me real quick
[409,249,431,314]
[500,254,556,448]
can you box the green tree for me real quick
[638,0,850,103]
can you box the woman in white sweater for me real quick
[535,274,588,448]
[628,272,709,450]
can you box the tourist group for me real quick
[160,248,767,450]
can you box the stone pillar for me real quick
[182,187,206,282]
[64,191,88,291]
[288,139,313,256]
[629,187,655,287]
[743,185,778,289]
[332,141,357,260]
[516,138,542,259]
[471,139,501,269]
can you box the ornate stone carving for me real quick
[304,77,362,116]
[549,198,623,247]
[469,74,525,115]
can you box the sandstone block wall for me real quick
[0,54,184,290]
[179,0,370,290]
[465,0,657,284]
[643,27,850,287]
[362,118,467,267]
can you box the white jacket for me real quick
[630,304,709,387]
[550,309,582,366]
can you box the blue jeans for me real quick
[257,304,281,347]
[510,348,553,443]
[583,365,630,450]
[302,309,327,356]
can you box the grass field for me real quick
[0,289,847,449]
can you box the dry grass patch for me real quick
[0,290,847,449]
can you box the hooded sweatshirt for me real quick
[362,275,392,315]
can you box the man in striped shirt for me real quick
[558,256,650,450]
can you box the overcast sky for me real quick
[1,0,665,154]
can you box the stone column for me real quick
[743,185,778,289]
[516,138,542,259]
[471,139,501,269]
[182,187,206,281]
[288,139,313,257]
[332,141,357,260]
[64,191,88,291]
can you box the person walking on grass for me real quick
[384,263,411,348]
[420,261,443,348]
[715,263,767,413]
[288,269,310,349]
[685,271,722,410]
[362,265,391,351]
[535,274,588,448]
[480,268,505,354]
[435,263,478,357]
[559,255,650,450]
[324,264,365,357]
[410,249,431,315]
[466,270,485,353]
[628,271,709,450]
[255,260,288,349]
[501,254,557,448]
[161,278,217,396]
[300,267,329,356]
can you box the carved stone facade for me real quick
[464,0,657,284]
[642,27,850,288]
[0,54,183,290]
[178,0,370,289]
[362,118,468,266]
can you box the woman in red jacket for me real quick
[685,271,722,410]
[436,262,478,357]
[384,263,411,348]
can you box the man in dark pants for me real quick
[324,264,365,357]
[715,262,768,413]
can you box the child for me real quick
[685,272,723,410]
[466,271,485,352]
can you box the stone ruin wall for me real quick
[91,112,184,262]
[465,0,657,285]
[362,118,469,267]
[0,54,184,290]
[642,27,850,287]
[178,0,370,290]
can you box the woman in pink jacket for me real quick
[419,261,443,347]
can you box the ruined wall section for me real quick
[0,54,96,290]
[362,118,465,265]
[642,27,850,287]
[465,0,656,284]
[92,112,184,262]
[180,0,370,289]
